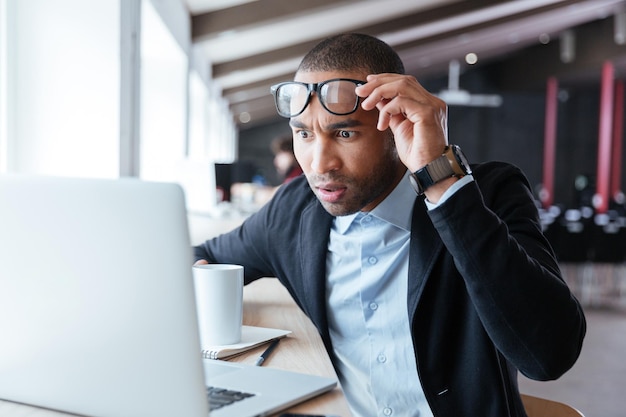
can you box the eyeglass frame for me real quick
[270,78,366,118]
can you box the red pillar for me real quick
[541,77,558,208]
[611,79,624,201]
[595,61,614,213]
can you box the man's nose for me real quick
[310,137,341,174]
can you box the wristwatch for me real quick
[409,144,471,195]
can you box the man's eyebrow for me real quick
[289,119,307,129]
[327,119,364,130]
[289,118,364,130]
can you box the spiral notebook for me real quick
[202,325,291,359]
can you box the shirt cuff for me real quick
[424,175,474,210]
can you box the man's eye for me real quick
[338,131,355,139]
[296,130,311,139]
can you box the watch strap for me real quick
[410,146,459,195]
[425,154,454,181]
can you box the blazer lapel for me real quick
[407,198,444,318]
[298,202,333,341]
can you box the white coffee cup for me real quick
[192,264,244,346]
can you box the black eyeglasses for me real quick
[270,78,366,118]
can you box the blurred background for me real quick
[1,1,625,415]
[2,0,626,208]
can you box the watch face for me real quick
[451,145,472,175]
[410,145,471,195]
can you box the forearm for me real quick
[192,210,275,285]
[430,169,585,380]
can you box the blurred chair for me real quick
[589,212,626,263]
[521,394,584,417]
[554,208,594,262]
[552,208,591,300]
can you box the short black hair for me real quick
[297,33,405,75]
[271,135,293,155]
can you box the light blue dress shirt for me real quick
[325,171,474,417]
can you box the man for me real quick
[195,34,586,417]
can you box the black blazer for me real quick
[195,161,586,417]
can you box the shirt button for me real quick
[362,215,372,223]
[369,302,378,310]
[377,354,387,363]
[368,256,377,265]
[383,407,393,416]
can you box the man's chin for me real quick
[318,200,359,217]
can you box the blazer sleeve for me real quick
[193,176,322,287]
[428,161,586,381]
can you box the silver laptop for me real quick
[0,174,336,417]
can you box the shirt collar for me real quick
[334,170,414,234]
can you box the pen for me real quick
[254,338,280,366]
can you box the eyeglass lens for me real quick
[273,79,362,117]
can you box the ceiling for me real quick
[184,0,626,129]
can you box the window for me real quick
[0,0,120,177]
[139,0,188,183]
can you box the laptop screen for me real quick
[0,175,209,417]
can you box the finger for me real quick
[359,84,399,111]
[194,259,209,265]
[356,74,406,110]
[376,106,391,131]
[375,96,417,131]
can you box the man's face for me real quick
[290,70,405,216]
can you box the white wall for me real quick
[3,0,120,177]
[140,0,188,183]
[0,0,235,213]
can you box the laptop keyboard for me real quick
[207,386,256,410]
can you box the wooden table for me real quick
[233,278,351,416]
[0,278,351,417]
